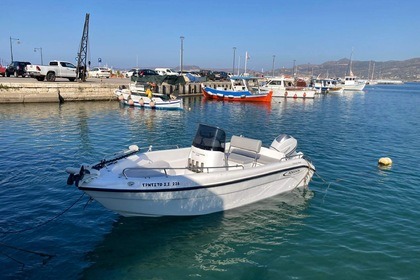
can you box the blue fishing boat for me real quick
[201,76,272,102]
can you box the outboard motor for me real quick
[270,134,297,157]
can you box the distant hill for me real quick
[148,58,420,82]
[284,58,420,81]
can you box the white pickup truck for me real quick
[26,60,77,82]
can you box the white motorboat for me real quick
[114,83,183,110]
[341,75,366,91]
[66,124,315,217]
[341,50,366,91]
[260,76,316,98]
[311,78,344,94]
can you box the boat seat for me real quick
[227,135,262,166]
[123,161,175,177]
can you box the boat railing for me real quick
[122,164,245,178]
[138,144,181,152]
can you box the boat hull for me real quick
[343,83,366,91]
[80,159,314,217]
[281,88,316,98]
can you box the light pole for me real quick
[272,55,276,77]
[180,36,184,74]
[10,36,20,62]
[293,59,296,77]
[34,47,43,65]
[232,47,236,75]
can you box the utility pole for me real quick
[272,55,275,77]
[232,47,236,75]
[34,47,43,65]
[180,36,184,74]
[10,36,20,62]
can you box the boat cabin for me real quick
[229,76,261,94]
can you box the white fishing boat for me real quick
[341,75,366,91]
[66,124,315,217]
[260,76,316,98]
[341,50,366,91]
[114,83,183,110]
[311,78,344,94]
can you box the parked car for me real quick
[0,64,6,77]
[199,70,215,81]
[155,68,178,76]
[88,67,111,78]
[213,71,229,81]
[125,68,140,78]
[26,60,76,82]
[5,61,31,77]
[137,69,158,76]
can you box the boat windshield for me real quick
[192,124,226,152]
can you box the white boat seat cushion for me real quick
[228,135,262,165]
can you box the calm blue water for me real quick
[1,84,419,279]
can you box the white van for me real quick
[155,68,178,76]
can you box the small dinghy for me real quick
[66,124,315,217]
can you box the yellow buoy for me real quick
[378,157,392,166]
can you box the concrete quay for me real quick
[0,77,230,104]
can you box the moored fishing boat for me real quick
[114,82,183,110]
[201,76,273,102]
[310,77,344,94]
[260,75,316,98]
[341,75,366,91]
[66,124,315,217]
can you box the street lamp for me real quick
[272,55,276,77]
[34,47,43,65]
[10,36,20,62]
[180,36,184,74]
[232,47,236,75]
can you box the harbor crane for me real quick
[76,13,90,82]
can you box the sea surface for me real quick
[1,83,419,279]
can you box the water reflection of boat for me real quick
[81,187,313,278]
[66,124,315,217]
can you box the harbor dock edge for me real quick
[0,79,231,103]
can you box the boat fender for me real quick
[150,100,155,108]
[378,157,392,166]
[293,93,297,98]
[129,145,139,152]
[284,91,288,97]
[118,94,124,101]
[128,99,134,106]
[303,92,306,98]
[139,98,144,106]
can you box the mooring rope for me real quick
[0,193,86,268]
[0,242,54,267]
[0,193,85,235]
[313,170,345,203]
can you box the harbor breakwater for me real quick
[0,80,231,103]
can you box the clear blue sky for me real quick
[1,0,419,71]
